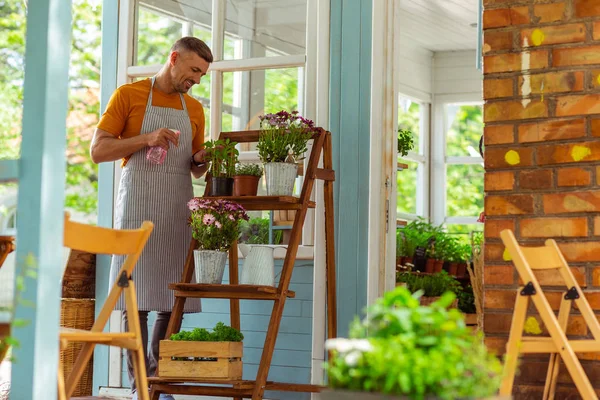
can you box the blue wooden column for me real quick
[92,0,119,394]
[329,0,372,336]
[10,0,72,399]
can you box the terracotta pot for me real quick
[425,258,435,273]
[457,262,467,277]
[433,259,444,273]
[233,175,260,196]
[448,262,459,276]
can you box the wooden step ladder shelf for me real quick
[150,128,337,400]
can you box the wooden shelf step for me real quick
[148,378,323,394]
[169,283,295,300]
[204,195,315,211]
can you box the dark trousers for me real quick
[122,311,172,392]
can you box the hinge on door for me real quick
[385,200,390,233]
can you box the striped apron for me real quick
[110,77,200,313]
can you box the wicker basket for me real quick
[60,298,95,397]
[62,250,96,298]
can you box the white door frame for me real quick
[367,0,399,305]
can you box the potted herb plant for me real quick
[187,198,249,283]
[397,128,415,157]
[159,322,244,380]
[323,287,504,399]
[233,163,263,197]
[396,271,462,308]
[257,110,318,196]
[205,138,239,197]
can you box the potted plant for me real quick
[187,198,249,284]
[323,287,504,399]
[205,138,239,197]
[397,128,415,157]
[238,217,283,245]
[257,110,318,196]
[396,271,462,308]
[233,163,263,197]
[159,322,244,380]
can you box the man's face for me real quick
[170,50,210,93]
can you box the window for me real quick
[124,0,319,246]
[397,95,429,221]
[439,102,484,235]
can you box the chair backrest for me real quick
[501,229,565,271]
[63,213,153,276]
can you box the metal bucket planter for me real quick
[193,250,228,284]
[264,162,297,196]
[239,244,275,286]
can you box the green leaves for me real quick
[397,129,414,157]
[170,322,244,342]
[204,139,239,178]
[234,163,263,177]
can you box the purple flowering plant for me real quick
[257,110,319,163]
[187,198,249,251]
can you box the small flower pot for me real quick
[194,250,228,284]
[233,175,260,196]
[265,162,298,196]
[425,258,435,273]
[448,262,459,276]
[433,259,444,273]
[208,177,234,197]
[457,262,468,278]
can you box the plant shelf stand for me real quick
[149,128,337,400]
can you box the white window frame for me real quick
[396,93,430,223]
[431,93,484,227]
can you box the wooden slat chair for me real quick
[58,213,153,400]
[500,229,600,400]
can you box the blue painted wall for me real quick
[329,0,372,336]
[122,261,315,400]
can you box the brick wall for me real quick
[483,0,600,397]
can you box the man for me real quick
[90,37,213,400]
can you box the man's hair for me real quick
[171,37,214,63]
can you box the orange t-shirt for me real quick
[97,78,206,166]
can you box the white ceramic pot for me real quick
[239,244,275,286]
[264,162,298,196]
[193,250,228,284]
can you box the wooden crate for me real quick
[158,340,243,380]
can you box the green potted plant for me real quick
[396,271,462,308]
[238,217,283,244]
[205,138,239,196]
[323,287,504,400]
[159,322,244,379]
[187,198,249,283]
[233,163,263,197]
[397,128,415,157]
[257,110,318,196]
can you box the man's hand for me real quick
[146,128,179,150]
[192,148,210,164]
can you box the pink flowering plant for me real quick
[187,198,249,251]
[257,110,319,163]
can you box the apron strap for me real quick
[148,76,188,112]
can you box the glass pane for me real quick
[397,96,420,155]
[446,164,484,218]
[190,79,211,143]
[221,67,301,150]
[446,104,484,157]
[136,6,183,66]
[224,0,307,60]
[445,224,483,235]
[397,162,418,215]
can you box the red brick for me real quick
[518,118,585,143]
[518,71,584,95]
[519,169,553,190]
[553,46,600,67]
[557,167,591,187]
[484,336,507,356]
[519,267,586,287]
[590,70,600,88]
[598,166,600,185]
[484,265,514,284]
[484,30,514,53]
[484,242,507,262]
[485,219,516,238]
[485,124,514,145]
[591,118,600,137]
[556,94,600,117]
[485,171,515,191]
[521,24,586,47]
[483,78,514,99]
[485,289,561,309]
[484,8,511,29]
[596,216,600,236]
[485,194,535,215]
[484,100,548,123]
[574,0,600,17]
[510,6,531,26]
[485,313,586,335]
[559,241,600,262]
[544,191,600,213]
[485,147,534,168]
[484,51,548,74]
[592,266,600,285]
[520,217,588,238]
[594,21,600,41]
[533,3,565,23]
[537,141,600,165]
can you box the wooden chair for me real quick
[58,213,153,400]
[500,229,600,400]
